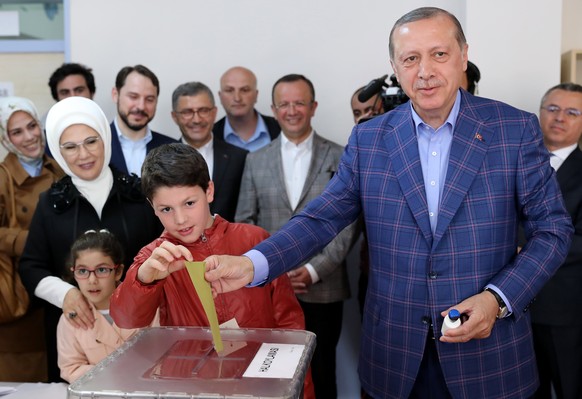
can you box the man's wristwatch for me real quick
[485,288,509,319]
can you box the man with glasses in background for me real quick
[235,74,356,398]
[526,83,582,399]
[171,82,247,222]
[110,65,177,176]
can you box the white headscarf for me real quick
[45,97,113,218]
[0,96,46,163]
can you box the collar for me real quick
[3,152,61,185]
[411,90,462,133]
[551,143,578,161]
[224,110,269,143]
[195,135,214,154]
[280,129,315,150]
[114,117,153,143]
[179,135,214,150]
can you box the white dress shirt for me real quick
[550,143,577,171]
[181,136,214,178]
[281,130,314,210]
[114,117,152,177]
[280,130,320,283]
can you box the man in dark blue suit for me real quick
[530,83,582,399]
[110,65,177,176]
[204,7,573,399]
[171,82,247,222]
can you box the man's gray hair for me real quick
[389,7,467,60]
[171,82,215,110]
[540,82,582,108]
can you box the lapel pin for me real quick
[474,132,484,142]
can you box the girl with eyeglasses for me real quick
[56,229,155,383]
[18,97,163,382]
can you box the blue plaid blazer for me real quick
[255,91,573,399]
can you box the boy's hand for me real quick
[204,255,255,297]
[137,241,193,284]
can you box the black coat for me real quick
[18,168,163,381]
[211,140,248,222]
[530,147,582,326]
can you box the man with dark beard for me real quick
[110,65,177,176]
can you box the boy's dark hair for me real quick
[65,229,124,283]
[48,62,96,101]
[141,143,210,200]
[115,64,160,95]
[172,81,215,111]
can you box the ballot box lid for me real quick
[68,326,316,399]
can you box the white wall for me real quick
[69,0,466,145]
[69,1,560,147]
[466,1,562,113]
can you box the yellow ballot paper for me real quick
[185,261,223,353]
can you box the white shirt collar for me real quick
[550,143,578,171]
[280,129,315,151]
[184,136,214,178]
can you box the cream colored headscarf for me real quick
[0,96,46,163]
[45,97,113,218]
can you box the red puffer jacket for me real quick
[111,215,315,398]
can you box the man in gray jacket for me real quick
[235,73,356,399]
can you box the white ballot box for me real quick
[67,326,316,399]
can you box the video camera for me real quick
[358,74,408,113]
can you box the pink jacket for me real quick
[56,305,140,383]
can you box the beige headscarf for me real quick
[45,97,113,218]
[0,96,46,163]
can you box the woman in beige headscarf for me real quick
[0,97,63,382]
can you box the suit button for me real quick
[421,316,431,325]
[428,271,438,279]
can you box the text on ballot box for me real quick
[67,326,316,399]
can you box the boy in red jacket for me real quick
[110,143,313,398]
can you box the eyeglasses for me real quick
[71,265,118,279]
[59,136,102,156]
[541,105,582,119]
[175,107,214,119]
[273,101,312,111]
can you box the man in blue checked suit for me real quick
[205,7,573,399]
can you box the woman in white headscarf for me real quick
[18,97,162,382]
[0,97,63,382]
